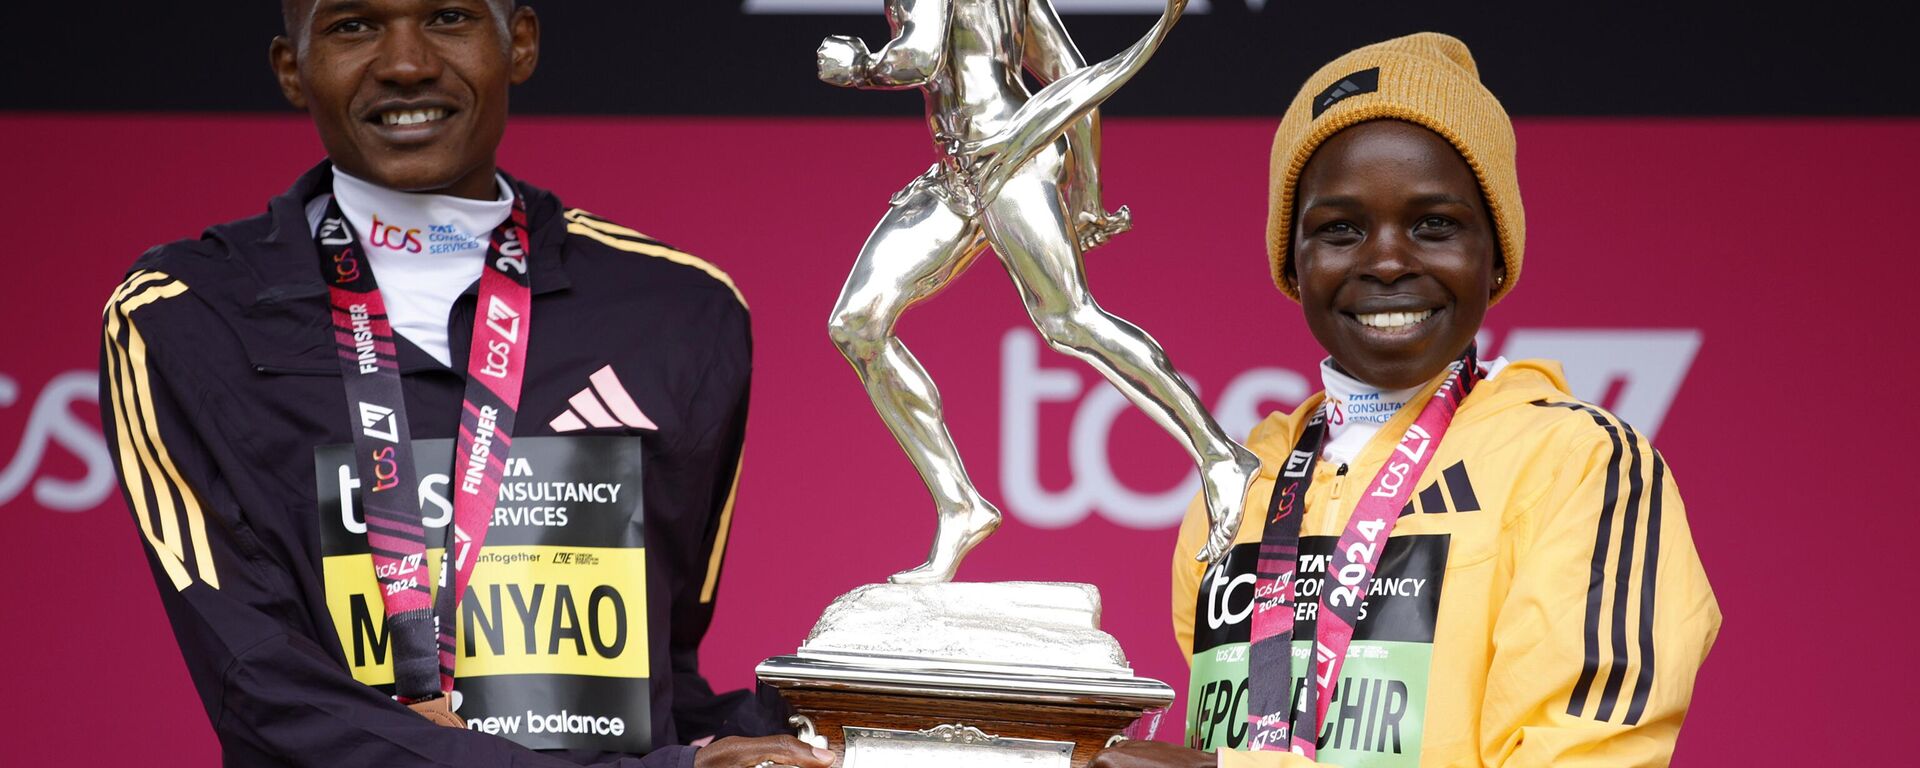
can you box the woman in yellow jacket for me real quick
[1091,33,1718,768]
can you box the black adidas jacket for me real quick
[100,163,767,767]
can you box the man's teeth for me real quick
[1356,310,1435,329]
[381,108,448,126]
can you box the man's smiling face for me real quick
[1288,119,1503,390]
[272,0,538,199]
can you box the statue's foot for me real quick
[889,503,1003,584]
[1196,446,1263,564]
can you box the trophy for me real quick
[759,2,1258,764]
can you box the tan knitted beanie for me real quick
[1267,32,1524,304]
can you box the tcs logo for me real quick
[369,214,423,253]
[1,372,114,512]
[998,326,1702,532]
[1206,561,1256,631]
[369,446,400,492]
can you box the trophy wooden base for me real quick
[758,655,1172,768]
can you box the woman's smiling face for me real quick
[1289,120,1503,390]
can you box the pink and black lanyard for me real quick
[1244,349,1484,757]
[316,192,533,703]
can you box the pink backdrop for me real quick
[2,115,1912,762]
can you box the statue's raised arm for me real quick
[965,0,1187,207]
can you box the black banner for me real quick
[1,1,1908,116]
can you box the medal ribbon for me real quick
[1243,349,1483,757]
[317,189,533,702]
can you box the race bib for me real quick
[315,436,652,753]
[1189,536,1449,767]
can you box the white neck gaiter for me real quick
[1319,356,1508,465]
[306,168,514,366]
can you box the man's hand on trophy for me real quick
[1088,740,1215,768]
[816,35,874,88]
[694,735,834,768]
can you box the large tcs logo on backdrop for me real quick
[0,372,114,511]
[998,327,1702,531]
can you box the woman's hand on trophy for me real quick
[693,735,835,768]
[1088,740,1216,768]
[816,35,875,88]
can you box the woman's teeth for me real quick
[1355,310,1435,329]
[381,108,447,126]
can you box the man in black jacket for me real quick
[99,1,827,766]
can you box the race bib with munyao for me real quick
[315,436,652,753]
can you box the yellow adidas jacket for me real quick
[1172,361,1718,768]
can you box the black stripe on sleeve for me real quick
[1595,424,1647,721]
[1443,461,1481,512]
[1532,400,1623,719]
[1624,452,1667,725]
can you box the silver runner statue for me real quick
[819,0,1259,584]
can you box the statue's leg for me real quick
[828,175,999,584]
[984,148,1260,563]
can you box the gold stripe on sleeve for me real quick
[106,274,189,587]
[102,271,167,318]
[105,276,191,589]
[106,275,217,590]
[563,219,748,309]
[698,456,743,605]
[563,209,662,243]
